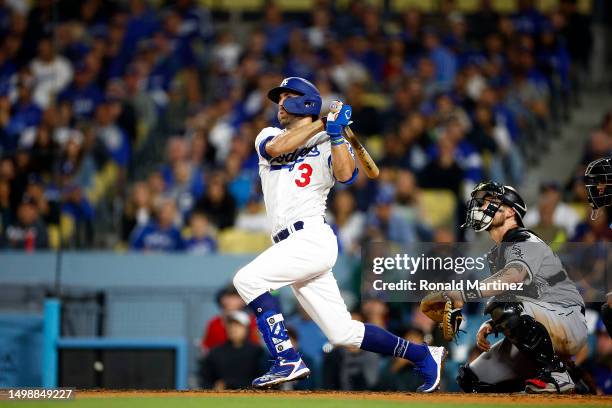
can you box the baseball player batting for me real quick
[232,77,446,390]
[422,182,588,393]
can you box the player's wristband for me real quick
[461,288,482,302]
[330,136,345,146]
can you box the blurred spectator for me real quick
[580,320,612,395]
[235,194,269,233]
[129,198,184,251]
[30,37,73,108]
[195,174,236,230]
[529,190,567,244]
[307,9,334,52]
[58,62,103,121]
[2,194,48,250]
[0,179,11,235]
[201,285,259,351]
[185,211,217,255]
[375,327,427,391]
[418,129,465,200]
[328,189,365,256]
[121,181,153,243]
[468,0,500,42]
[3,76,42,152]
[322,310,381,390]
[122,64,157,139]
[423,28,456,89]
[367,190,419,245]
[345,82,380,137]
[59,130,96,190]
[581,130,612,167]
[61,184,95,248]
[262,2,291,58]
[361,298,388,328]
[511,0,547,35]
[199,310,264,390]
[426,118,482,200]
[523,182,581,238]
[93,98,130,168]
[212,30,241,74]
[572,208,612,242]
[328,40,368,93]
[166,160,202,219]
[468,103,523,186]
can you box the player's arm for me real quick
[430,262,530,305]
[330,143,356,182]
[264,120,325,158]
[471,262,529,298]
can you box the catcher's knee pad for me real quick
[457,364,481,393]
[457,364,524,393]
[601,303,612,338]
[486,302,559,370]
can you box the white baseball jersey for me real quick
[232,126,365,349]
[255,126,354,234]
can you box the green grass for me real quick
[0,396,606,408]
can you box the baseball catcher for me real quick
[421,182,588,393]
[584,156,612,338]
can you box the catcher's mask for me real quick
[584,157,612,220]
[462,182,526,232]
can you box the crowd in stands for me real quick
[0,0,610,394]
[0,0,600,252]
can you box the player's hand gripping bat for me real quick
[327,101,379,179]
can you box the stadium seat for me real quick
[419,189,457,229]
[364,135,384,160]
[218,228,271,253]
[362,93,389,110]
[87,163,119,204]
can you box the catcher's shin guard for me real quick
[457,364,523,393]
[486,302,564,373]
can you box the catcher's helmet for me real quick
[584,156,612,219]
[462,181,527,232]
[267,77,322,118]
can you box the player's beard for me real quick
[487,207,511,230]
[278,107,303,128]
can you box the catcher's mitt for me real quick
[420,294,464,341]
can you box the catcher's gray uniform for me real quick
[469,229,587,384]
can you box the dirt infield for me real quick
[77,390,611,405]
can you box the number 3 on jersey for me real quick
[295,163,313,187]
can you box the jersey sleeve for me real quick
[254,127,282,164]
[502,241,546,285]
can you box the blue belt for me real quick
[273,221,304,243]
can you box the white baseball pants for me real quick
[233,216,365,347]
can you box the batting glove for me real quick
[326,101,352,145]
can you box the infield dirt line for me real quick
[76,390,611,405]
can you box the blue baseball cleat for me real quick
[252,355,311,388]
[415,346,447,393]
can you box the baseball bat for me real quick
[343,126,380,179]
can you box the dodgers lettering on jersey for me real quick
[254,127,338,234]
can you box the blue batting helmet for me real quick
[267,77,322,118]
